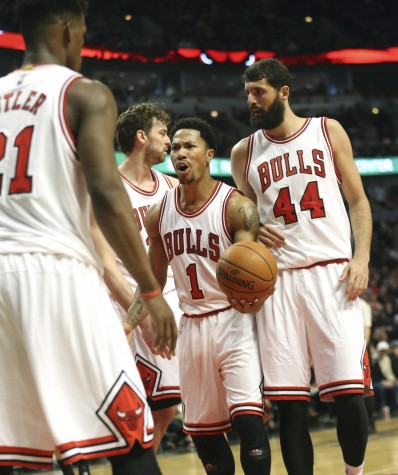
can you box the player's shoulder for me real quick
[228,186,256,209]
[145,196,164,227]
[231,135,250,157]
[69,76,113,94]
[69,76,115,106]
[321,116,345,134]
[225,187,259,231]
[66,76,117,134]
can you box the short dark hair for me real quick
[17,0,89,36]
[242,58,292,91]
[169,117,217,151]
[116,102,171,155]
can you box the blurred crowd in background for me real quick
[2,0,396,54]
[1,0,398,159]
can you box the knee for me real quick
[233,415,270,462]
[191,435,235,475]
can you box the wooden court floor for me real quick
[157,418,398,474]
[50,417,397,475]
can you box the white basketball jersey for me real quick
[117,169,176,294]
[245,117,352,269]
[0,64,100,268]
[159,181,235,315]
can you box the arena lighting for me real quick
[206,50,228,62]
[1,31,398,64]
[245,54,256,66]
[177,48,201,58]
[200,52,213,65]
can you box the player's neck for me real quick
[265,111,306,140]
[179,176,217,212]
[22,49,64,69]
[118,157,155,190]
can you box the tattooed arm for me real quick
[125,200,169,329]
[124,201,176,356]
[227,190,260,243]
[226,190,274,313]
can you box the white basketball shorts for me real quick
[178,307,264,436]
[0,253,154,469]
[256,261,372,402]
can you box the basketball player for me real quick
[128,117,272,475]
[231,58,373,475]
[0,2,176,475]
[91,102,181,453]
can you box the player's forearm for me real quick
[125,289,148,329]
[103,269,134,312]
[91,187,159,293]
[349,198,372,261]
[90,209,134,310]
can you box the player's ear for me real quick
[137,130,147,145]
[280,85,289,100]
[206,148,215,164]
[62,20,72,46]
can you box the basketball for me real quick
[216,241,277,301]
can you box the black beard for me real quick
[250,97,285,131]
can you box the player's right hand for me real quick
[258,224,286,249]
[228,288,275,314]
[142,294,177,356]
[229,298,263,313]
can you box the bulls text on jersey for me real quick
[258,149,326,193]
[163,228,220,263]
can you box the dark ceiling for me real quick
[1,0,397,55]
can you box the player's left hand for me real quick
[338,257,369,301]
[140,314,175,359]
[258,224,286,249]
[143,294,178,355]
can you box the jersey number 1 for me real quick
[0,126,34,195]
[186,263,204,299]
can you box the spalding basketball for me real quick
[216,241,277,301]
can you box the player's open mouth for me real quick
[176,162,189,172]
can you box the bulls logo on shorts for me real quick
[99,372,148,447]
[135,355,161,398]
